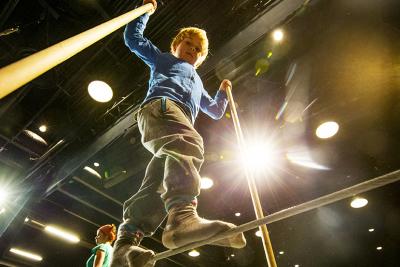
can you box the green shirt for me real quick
[86,243,113,267]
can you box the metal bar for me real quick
[226,86,277,267]
[57,187,121,221]
[72,176,123,206]
[152,169,400,262]
[0,3,154,99]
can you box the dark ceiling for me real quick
[1,0,400,266]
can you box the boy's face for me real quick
[173,35,203,67]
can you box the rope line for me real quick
[153,169,400,261]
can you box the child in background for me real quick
[86,224,116,267]
[111,1,246,266]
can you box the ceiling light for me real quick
[39,125,47,133]
[23,130,48,145]
[83,166,102,179]
[272,29,284,42]
[44,225,80,243]
[25,217,29,222]
[201,177,213,189]
[235,212,241,217]
[0,187,8,205]
[369,228,375,232]
[93,162,100,167]
[255,230,262,237]
[88,80,113,102]
[350,197,368,208]
[279,251,284,255]
[242,140,276,172]
[376,246,382,250]
[294,265,300,267]
[316,121,339,139]
[230,254,235,257]
[9,248,43,262]
[188,249,200,257]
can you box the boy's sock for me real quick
[161,202,246,249]
[110,223,155,267]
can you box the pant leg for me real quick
[137,98,204,209]
[122,155,167,236]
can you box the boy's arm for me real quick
[200,87,229,120]
[124,4,160,68]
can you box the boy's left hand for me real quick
[219,79,232,91]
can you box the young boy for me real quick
[111,1,246,266]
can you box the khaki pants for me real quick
[122,98,204,235]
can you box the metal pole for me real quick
[152,169,400,262]
[225,86,277,267]
[0,3,154,99]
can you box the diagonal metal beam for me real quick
[0,0,20,30]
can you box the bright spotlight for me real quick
[188,249,200,257]
[376,246,383,250]
[88,80,113,102]
[272,29,284,42]
[242,141,276,172]
[200,177,214,189]
[93,162,100,167]
[350,197,368,208]
[316,121,339,139]
[235,212,241,217]
[0,188,8,205]
[44,225,80,243]
[39,125,47,132]
[368,228,375,232]
[279,251,284,255]
[10,248,43,262]
[255,230,262,237]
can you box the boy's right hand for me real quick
[143,0,157,15]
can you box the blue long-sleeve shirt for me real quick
[124,13,228,123]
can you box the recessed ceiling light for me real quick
[188,249,200,257]
[350,197,368,208]
[88,80,113,102]
[230,254,235,257]
[9,248,43,262]
[294,265,300,267]
[316,121,339,139]
[93,162,100,167]
[376,246,383,250]
[25,217,29,222]
[235,212,241,217]
[201,177,213,189]
[39,125,47,132]
[272,29,284,42]
[279,251,284,255]
[369,228,375,232]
